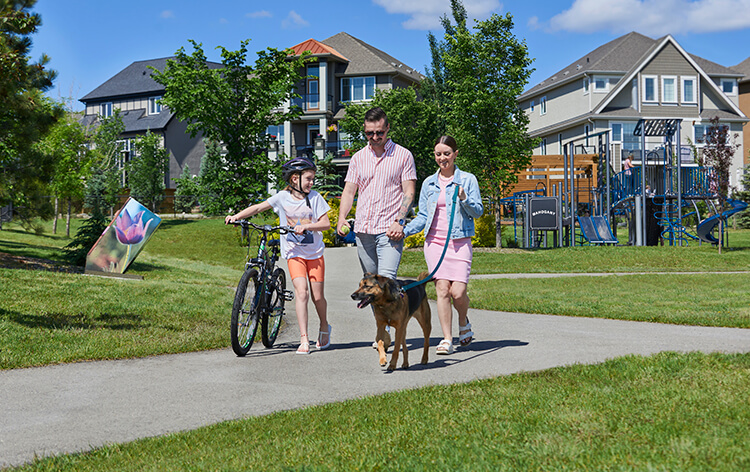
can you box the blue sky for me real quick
[30,0,750,111]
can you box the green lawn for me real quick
[2,218,749,471]
[14,352,750,471]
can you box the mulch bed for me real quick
[0,252,84,274]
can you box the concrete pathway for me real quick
[2,246,749,468]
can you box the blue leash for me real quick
[401,185,460,292]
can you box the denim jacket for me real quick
[404,166,484,239]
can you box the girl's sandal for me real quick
[296,334,311,355]
[459,321,474,347]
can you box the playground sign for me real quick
[529,197,559,230]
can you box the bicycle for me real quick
[229,220,295,356]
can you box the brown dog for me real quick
[351,272,431,371]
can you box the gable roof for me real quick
[290,38,348,62]
[520,31,743,100]
[319,32,423,82]
[80,57,222,103]
[594,35,744,117]
[733,56,750,83]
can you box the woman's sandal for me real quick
[296,334,311,355]
[436,339,454,355]
[459,321,474,347]
[316,324,332,350]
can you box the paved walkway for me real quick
[2,246,749,468]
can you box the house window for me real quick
[149,96,162,115]
[583,77,590,95]
[694,123,708,144]
[611,123,622,142]
[720,78,736,95]
[642,75,657,103]
[307,65,319,110]
[540,138,547,155]
[558,133,563,154]
[100,102,112,117]
[266,124,285,145]
[681,76,697,104]
[661,76,677,103]
[530,100,534,112]
[621,122,641,152]
[584,125,590,147]
[594,77,607,92]
[540,96,547,115]
[342,76,375,102]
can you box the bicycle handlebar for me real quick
[229,220,296,235]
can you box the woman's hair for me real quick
[434,135,458,152]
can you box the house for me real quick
[733,56,750,169]
[79,57,221,189]
[274,32,424,165]
[518,32,748,189]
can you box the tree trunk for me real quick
[53,196,59,234]
[66,198,72,238]
[495,208,503,248]
[718,217,723,255]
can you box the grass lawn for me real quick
[2,218,749,470]
[13,351,750,471]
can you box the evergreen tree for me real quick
[128,131,169,212]
[174,165,200,215]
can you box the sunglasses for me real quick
[364,130,386,137]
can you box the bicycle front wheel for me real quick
[261,267,286,348]
[231,268,261,356]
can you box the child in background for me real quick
[225,157,331,354]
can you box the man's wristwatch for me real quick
[397,218,406,226]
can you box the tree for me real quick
[700,116,739,253]
[314,151,343,196]
[174,164,200,215]
[128,131,169,213]
[86,110,125,216]
[736,164,750,229]
[339,86,442,192]
[35,111,91,236]
[196,139,228,216]
[0,0,62,227]
[428,0,537,247]
[151,40,311,214]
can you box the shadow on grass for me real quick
[158,220,198,229]
[0,240,68,260]
[2,308,149,331]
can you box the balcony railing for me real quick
[290,94,334,112]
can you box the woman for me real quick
[403,136,483,355]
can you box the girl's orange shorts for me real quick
[287,256,325,282]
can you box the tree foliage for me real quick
[128,131,169,212]
[427,0,537,246]
[87,110,125,214]
[339,86,442,192]
[150,40,311,214]
[174,165,200,214]
[0,0,62,225]
[735,164,750,229]
[700,116,739,252]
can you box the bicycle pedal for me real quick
[282,290,294,301]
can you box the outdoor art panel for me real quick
[85,197,161,274]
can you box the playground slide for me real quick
[696,199,748,244]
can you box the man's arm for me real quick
[386,179,416,240]
[337,181,357,236]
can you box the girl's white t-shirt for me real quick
[267,190,330,260]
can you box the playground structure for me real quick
[501,119,747,248]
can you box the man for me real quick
[337,107,416,349]
[336,107,416,279]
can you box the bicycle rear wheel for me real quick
[231,268,260,356]
[261,267,286,348]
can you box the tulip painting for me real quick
[85,197,162,275]
[115,209,153,245]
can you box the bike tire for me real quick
[231,268,261,356]
[261,267,286,348]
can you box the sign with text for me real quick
[529,197,559,230]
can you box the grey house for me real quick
[518,32,748,189]
[280,32,424,164]
[79,57,221,189]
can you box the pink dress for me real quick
[424,175,473,284]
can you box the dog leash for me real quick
[400,184,460,292]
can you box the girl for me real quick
[403,136,483,355]
[226,157,331,354]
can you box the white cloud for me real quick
[160,10,175,19]
[282,10,309,29]
[527,15,540,31]
[549,0,750,36]
[247,10,272,19]
[373,0,502,30]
